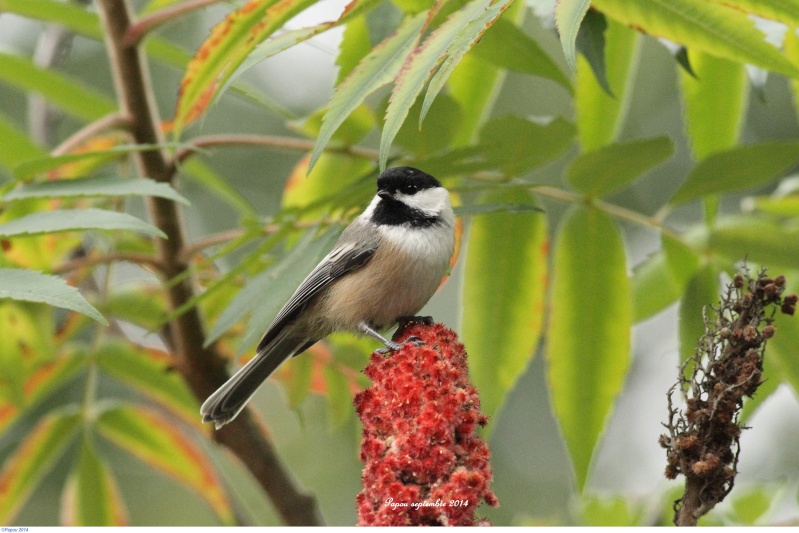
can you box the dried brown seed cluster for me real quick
[660,269,797,526]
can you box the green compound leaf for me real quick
[546,206,632,491]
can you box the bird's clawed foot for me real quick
[375,335,424,354]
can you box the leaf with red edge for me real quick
[95,342,200,426]
[172,0,383,136]
[310,12,427,171]
[4,349,87,433]
[420,0,516,129]
[381,0,493,169]
[96,405,234,525]
[0,410,81,522]
[61,439,128,526]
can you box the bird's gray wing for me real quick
[256,225,378,352]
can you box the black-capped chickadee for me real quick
[201,166,456,428]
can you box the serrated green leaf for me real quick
[670,141,799,205]
[555,0,591,71]
[444,0,524,147]
[575,10,613,96]
[471,16,571,90]
[575,18,639,151]
[679,265,719,364]
[680,51,748,160]
[546,206,631,491]
[61,439,128,526]
[419,0,515,129]
[96,341,199,425]
[381,0,492,168]
[3,176,188,204]
[311,12,427,171]
[337,16,372,83]
[0,411,81,522]
[0,209,164,239]
[0,268,106,324]
[0,52,116,122]
[463,189,547,428]
[707,216,799,270]
[0,113,47,172]
[593,0,799,78]
[173,0,320,136]
[97,406,234,525]
[567,136,673,197]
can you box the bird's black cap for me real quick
[377,167,441,196]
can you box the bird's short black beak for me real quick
[377,189,392,200]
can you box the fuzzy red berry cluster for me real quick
[354,323,498,526]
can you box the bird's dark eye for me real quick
[402,184,419,194]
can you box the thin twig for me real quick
[123,0,226,47]
[170,133,380,172]
[529,185,684,241]
[96,0,323,525]
[51,112,132,156]
[53,252,164,275]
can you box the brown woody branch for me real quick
[95,0,323,525]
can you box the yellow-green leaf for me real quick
[707,216,799,270]
[0,209,165,239]
[61,439,128,526]
[97,406,234,525]
[706,0,799,27]
[462,189,548,427]
[172,0,318,136]
[546,206,631,491]
[554,0,592,71]
[96,342,199,426]
[567,136,673,197]
[0,268,106,325]
[0,113,46,172]
[575,18,639,151]
[0,411,81,522]
[0,52,116,122]
[311,12,427,171]
[670,141,799,205]
[382,0,493,169]
[680,50,748,160]
[592,0,799,78]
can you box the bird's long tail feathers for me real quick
[200,333,313,429]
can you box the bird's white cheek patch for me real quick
[396,187,451,216]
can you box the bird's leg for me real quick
[358,321,422,354]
